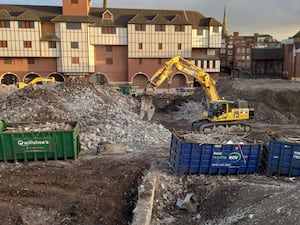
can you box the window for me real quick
[207,49,216,56]
[28,58,35,64]
[158,43,162,50]
[102,26,116,34]
[48,41,56,48]
[175,25,185,32]
[71,42,79,49]
[106,45,112,52]
[66,22,81,30]
[106,58,113,64]
[220,49,226,54]
[155,24,165,32]
[213,27,219,33]
[71,57,79,64]
[177,43,182,50]
[24,41,32,48]
[138,43,143,50]
[0,40,8,48]
[197,28,203,36]
[4,58,12,64]
[135,24,146,31]
[0,21,10,28]
[18,21,34,28]
[71,0,78,3]
[139,58,143,65]
[158,59,162,64]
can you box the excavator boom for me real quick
[140,56,254,132]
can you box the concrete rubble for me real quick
[0,79,171,153]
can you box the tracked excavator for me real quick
[18,77,56,89]
[140,56,254,132]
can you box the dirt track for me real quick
[0,78,300,225]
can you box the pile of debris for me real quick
[175,131,256,144]
[0,79,171,153]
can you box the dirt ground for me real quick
[0,78,300,225]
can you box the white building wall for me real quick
[192,28,209,48]
[209,26,222,48]
[56,22,94,73]
[89,27,127,45]
[128,24,192,58]
[0,21,41,57]
[40,41,60,57]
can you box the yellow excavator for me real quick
[18,77,56,89]
[140,56,254,132]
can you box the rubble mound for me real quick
[0,79,171,153]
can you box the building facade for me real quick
[220,32,283,78]
[283,31,300,80]
[0,0,222,89]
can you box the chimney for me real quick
[103,0,108,8]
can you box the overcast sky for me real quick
[2,0,299,41]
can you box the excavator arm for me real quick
[140,56,219,120]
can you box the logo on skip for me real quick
[18,139,49,146]
[228,152,242,162]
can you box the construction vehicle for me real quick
[18,77,56,89]
[140,56,254,132]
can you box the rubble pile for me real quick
[0,79,171,152]
[176,131,255,144]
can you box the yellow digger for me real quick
[18,77,56,89]
[140,56,254,132]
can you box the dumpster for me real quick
[169,132,261,175]
[117,85,137,97]
[0,121,80,162]
[261,134,300,177]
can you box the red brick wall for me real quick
[0,58,57,80]
[62,0,90,16]
[94,45,128,83]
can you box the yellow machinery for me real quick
[18,77,56,89]
[140,56,254,132]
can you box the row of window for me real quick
[2,57,219,68]
[2,58,35,64]
[138,42,182,50]
[0,40,33,48]
[134,24,185,32]
[0,40,182,51]
[0,20,34,28]
[1,20,220,37]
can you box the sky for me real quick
[1,0,299,41]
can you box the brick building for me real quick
[0,0,222,89]
[220,32,283,77]
[283,31,300,80]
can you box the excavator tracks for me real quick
[192,119,251,133]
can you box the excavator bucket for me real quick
[140,95,155,121]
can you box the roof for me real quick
[252,48,284,60]
[293,30,300,38]
[0,4,221,28]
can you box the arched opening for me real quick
[49,73,65,82]
[170,74,187,88]
[1,73,19,85]
[132,73,148,89]
[24,73,40,83]
[90,73,108,85]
